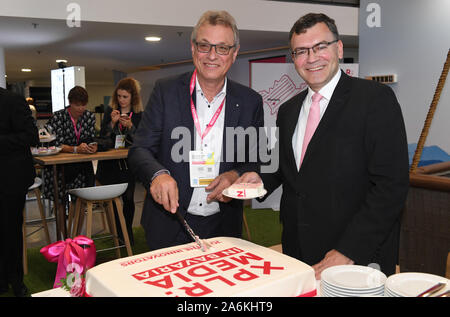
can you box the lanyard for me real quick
[189,69,225,146]
[68,109,81,144]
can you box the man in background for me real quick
[0,87,39,296]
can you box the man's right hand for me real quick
[150,173,179,213]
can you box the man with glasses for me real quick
[235,13,409,278]
[129,10,263,250]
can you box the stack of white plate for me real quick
[320,265,387,297]
[385,272,449,297]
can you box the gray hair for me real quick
[191,10,240,47]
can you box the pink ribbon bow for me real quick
[40,236,96,288]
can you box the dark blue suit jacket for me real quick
[129,71,264,250]
[260,71,409,275]
[0,88,38,194]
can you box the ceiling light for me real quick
[21,68,32,72]
[145,36,161,42]
[56,59,68,63]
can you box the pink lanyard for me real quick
[189,69,225,145]
[68,109,81,144]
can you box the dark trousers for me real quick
[0,191,26,288]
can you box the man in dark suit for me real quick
[129,10,263,250]
[0,87,39,296]
[236,13,409,278]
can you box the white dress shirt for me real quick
[292,70,341,170]
[187,77,227,216]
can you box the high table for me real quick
[33,148,129,240]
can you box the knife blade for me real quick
[175,209,210,252]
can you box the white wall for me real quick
[359,0,450,153]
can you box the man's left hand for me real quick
[312,249,354,280]
[206,170,239,203]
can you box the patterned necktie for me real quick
[299,92,323,168]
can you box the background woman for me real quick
[43,86,97,203]
[96,77,143,245]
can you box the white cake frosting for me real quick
[227,183,264,199]
[85,237,316,297]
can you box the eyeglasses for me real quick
[194,41,236,55]
[291,40,338,59]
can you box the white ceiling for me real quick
[1,15,358,85]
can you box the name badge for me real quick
[189,151,215,187]
[115,135,126,149]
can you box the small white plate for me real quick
[321,265,387,290]
[222,188,267,200]
[385,272,449,297]
[39,134,56,142]
[31,146,62,156]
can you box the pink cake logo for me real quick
[259,74,307,116]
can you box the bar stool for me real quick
[68,183,132,258]
[23,177,51,275]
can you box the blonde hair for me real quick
[110,77,143,113]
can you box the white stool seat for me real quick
[28,177,43,191]
[69,183,128,200]
[68,182,132,258]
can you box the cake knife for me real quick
[175,209,210,252]
[416,282,447,297]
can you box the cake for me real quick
[85,237,316,297]
[226,183,264,199]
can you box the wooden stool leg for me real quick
[77,201,87,236]
[67,199,74,237]
[71,198,82,237]
[106,200,121,258]
[34,188,51,244]
[113,197,133,256]
[86,201,93,238]
[102,202,114,234]
[243,212,251,241]
[100,202,108,233]
[22,208,28,275]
